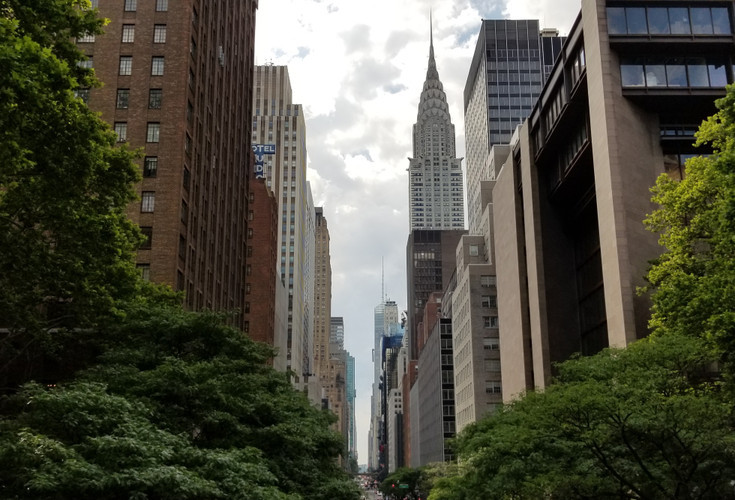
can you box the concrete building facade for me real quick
[492,0,733,400]
[451,234,502,432]
[79,0,258,330]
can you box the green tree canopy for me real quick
[434,335,735,500]
[0,0,143,390]
[645,85,735,363]
[0,307,361,499]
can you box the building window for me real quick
[151,56,164,76]
[119,56,132,75]
[116,88,129,109]
[114,122,127,142]
[141,191,155,212]
[124,0,136,12]
[485,359,501,372]
[143,156,158,177]
[146,123,160,143]
[480,275,496,287]
[139,226,152,249]
[180,201,188,224]
[485,381,502,394]
[621,56,728,88]
[483,316,499,328]
[483,337,500,350]
[608,6,732,36]
[121,24,135,43]
[155,0,168,11]
[77,57,93,69]
[481,295,497,308]
[74,88,90,104]
[469,244,479,256]
[148,88,162,109]
[153,24,167,43]
[77,33,95,43]
[137,263,150,281]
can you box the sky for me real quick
[254,0,580,465]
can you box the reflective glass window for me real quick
[669,8,691,34]
[712,8,731,34]
[620,61,644,87]
[626,8,648,34]
[687,58,710,86]
[645,59,666,87]
[691,8,714,34]
[647,8,670,34]
[708,61,728,86]
[665,58,687,87]
[607,7,627,34]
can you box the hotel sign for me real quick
[252,144,276,179]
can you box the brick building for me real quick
[78,0,258,329]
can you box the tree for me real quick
[439,335,735,499]
[81,305,360,500]
[0,307,361,499]
[380,467,424,499]
[0,382,291,499]
[644,85,735,365]
[0,0,144,388]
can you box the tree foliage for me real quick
[0,307,361,499]
[431,335,735,500]
[645,85,735,363]
[0,0,143,388]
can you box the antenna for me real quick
[381,257,385,304]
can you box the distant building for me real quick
[252,65,315,390]
[408,21,465,231]
[78,0,258,330]
[406,230,465,361]
[314,208,332,380]
[464,19,563,233]
[413,294,456,466]
[492,0,733,399]
[245,174,283,367]
[346,353,357,461]
[369,299,400,472]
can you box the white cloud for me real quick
[255,0,583,465]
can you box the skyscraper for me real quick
[78,0,258,330]
[408,20,465,231]
[369,298,400,472]
[464,20,563,233]
[313,207,332,380]
[252,65,315,388]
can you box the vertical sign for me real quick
[252,144,276,179]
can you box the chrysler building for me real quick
[408,20,465,230]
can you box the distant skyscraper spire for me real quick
[427,10,438,81]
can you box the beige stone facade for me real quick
[493,0,733,400]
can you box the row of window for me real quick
[119,23,167,43]
[119,56,165,76]
[620,57,728,88]
[124,0,168,12]
[607,6,731,36]
[116,88,162,109]
[114,122,160,142]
